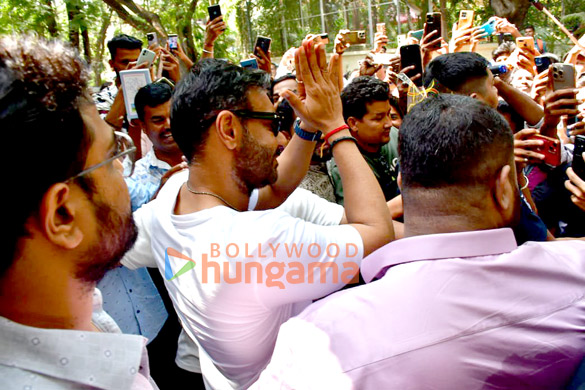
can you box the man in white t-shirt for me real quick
[122,42,394,388]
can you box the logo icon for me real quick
[165,248,197,281]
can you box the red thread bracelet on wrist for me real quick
[324,124,350,145]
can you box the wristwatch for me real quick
[294,118,322,142]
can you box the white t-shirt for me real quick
[122,171,363,389]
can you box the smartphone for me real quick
[409,29,424,40]
[136,48,156,66]
[240,58,258,69]
[345,31,367,44]
[535,56,552,74]
[376,23,386,34]
[551,63,578,127]
[457,10,474,30]
[529,134,561,167]
[208,4,222,21]
[424,12,442,48]
[400,44,423,87]
[168,34,178,50]
[573,135,585,179]
[552,63,576,90]
[478,17,496,36]
[254,36,271,57]
[516,37,535,51]
[146,32,158,46]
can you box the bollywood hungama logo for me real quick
[165,243,361,288]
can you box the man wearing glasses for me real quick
[0,36,156,389]
[122,42,394,388]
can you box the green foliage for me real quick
[562,12,585,39]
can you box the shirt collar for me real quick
[0,316,148,389]
[361,228,518,283]
[146,149,172,170]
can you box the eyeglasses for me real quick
[232,110,284,137]
[65,131,137,182]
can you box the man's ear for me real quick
[108,58,115,71]
[397,172,402,191]
[40,184,84,250]
[215,111,241,151]
[347,117,359,133]
[494,164,514,212]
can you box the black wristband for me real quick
[329,136,357,150]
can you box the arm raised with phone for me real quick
[283,40,394,254]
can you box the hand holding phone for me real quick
[136,48,156,66]
[254,36,271,58]
[400,44,423,87]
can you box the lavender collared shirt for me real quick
[252,228,585,390]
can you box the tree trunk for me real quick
[176,0,198,62]
[43,0,59,37]
[66,2,80,50]
[490,0,530,28]
[93,9,112,86]
[101,0,165,37]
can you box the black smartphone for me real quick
[400,44,423,87]
[146,32,158,46]
[535,56,552,74]
[254,36,271,58]
[424,12,442,48]
[208,5,222,21]
[573,135,585,179]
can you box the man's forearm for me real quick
[496,79,543,125]
[255,134,315,210]
[104,90,127,129]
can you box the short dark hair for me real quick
[423,52,490,94]
[399,94,513,190]
[171,59,271,162]
[135,82,173,121]
[107,34,142,60]
[525,25,535,31]
[341,76,389,122]
[0,36,92,275]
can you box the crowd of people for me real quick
[1,9,585,390]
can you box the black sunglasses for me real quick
[232,110,284,137]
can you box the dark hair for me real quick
[0,36,92,275]
[171,59,271,162]
[399,94,513,189]
[423,52,490,94]
[492,42,516,61]
[341,76,389,122]
[135,82,173,121]
[107,34,142,60]
[524,25,535,31]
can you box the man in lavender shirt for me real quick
[253,94,585,390]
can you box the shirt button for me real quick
[128,289,133,293]
[136,310,141,314]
